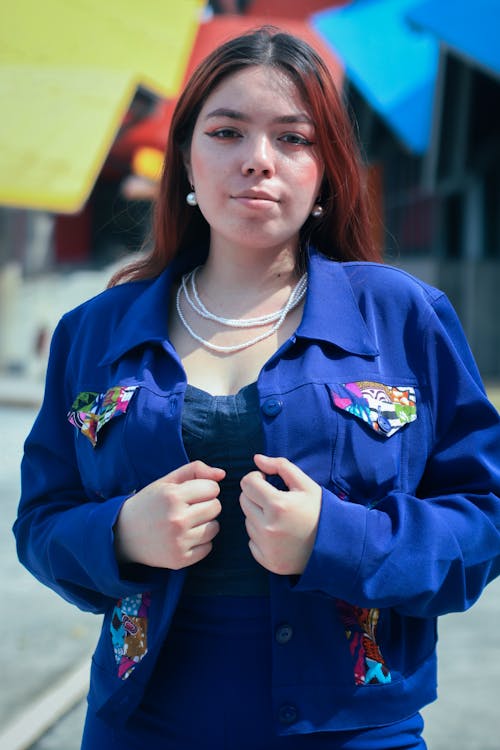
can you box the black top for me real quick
[181,382,269,596]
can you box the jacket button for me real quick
[278,704,298,725]
[377,412,391,433]
[275,623,293,644]
[262,397,283,416]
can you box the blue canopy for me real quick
[312,0,439,154]
[408,0,500,78]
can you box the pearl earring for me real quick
[186,191,198,207]
[311,204,324,218]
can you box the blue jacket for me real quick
[14,249,500,734]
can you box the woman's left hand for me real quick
[239,454,322,575]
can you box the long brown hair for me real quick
[110,27,380,286]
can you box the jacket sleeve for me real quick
[295,292,500,617]
[13,317,166,614]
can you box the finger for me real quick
[243,515,259,545]
[182,542,214,567]
[189,519,220,545]
[187,497,222,527]
[240,471,277,509]
[183,520,221,566]
[253,454,311,491]
[239,491,265,520]
[163,461,226,485]
[173,478,223,506]
[248,538,266,569]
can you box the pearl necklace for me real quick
[176,266,307,353]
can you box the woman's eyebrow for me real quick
[274,113,313,125]
[204,108,313,125]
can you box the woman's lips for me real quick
[231,192,279,208]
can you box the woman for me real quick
[14,27,500,749]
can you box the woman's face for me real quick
[186,65,324,257]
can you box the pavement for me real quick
[2,266,500,749]
[1,399,100,750]
[0,265,113,749]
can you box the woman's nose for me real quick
[241,136,275,177]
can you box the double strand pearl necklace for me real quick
[176,266,307,353]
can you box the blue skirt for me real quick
[82,595,426,750]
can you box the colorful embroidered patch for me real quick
[337,600,391,686]
[110,591,151,680]
[68,385,138,447]
[330,381,416,437]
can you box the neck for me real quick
[202,240,300,292]
[190,243,303,322]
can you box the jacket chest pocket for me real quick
[68,385,184,499]
[68,386,140,499]
[328,381,417,505]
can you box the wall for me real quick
[399,258,500,379]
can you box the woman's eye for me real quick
[280,133,314,146]
[206,128,241,139]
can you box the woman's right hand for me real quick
[113,461,225,569]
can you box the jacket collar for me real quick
[98,264,178,367]
[99,248,378,367]
[296,249,378,356]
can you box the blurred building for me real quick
[1,0,499,376]
[314,0,500,377]
[0,0,344,276]
[0,1,203,275]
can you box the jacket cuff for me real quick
[81,495,166,597]
[292,488,368,598]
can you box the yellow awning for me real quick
[0,0,203,213]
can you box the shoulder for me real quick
[49,277,157,374]
[341,261,444,306]
[339,262,479,379]
[341,263,462,352]
[61,278,152,331]
[335,261,450,329]
[311,251,443,309]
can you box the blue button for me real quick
[275,623,293,644]
[278,704,298,725]
[377,413,391,433]
[262,397,283,416]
